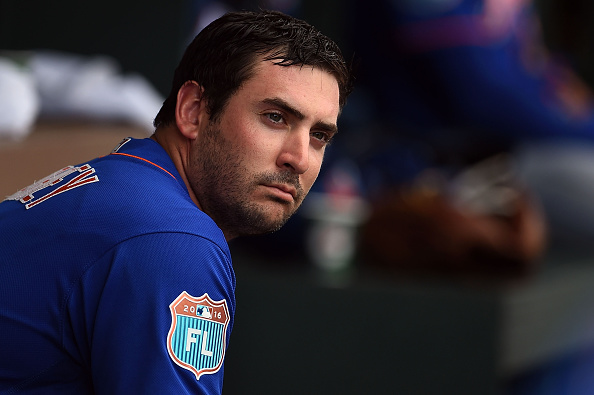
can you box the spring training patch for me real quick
[4,164,99,209]
[167,292,230,380]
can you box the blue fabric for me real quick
[0,137,235,394]
[342,0,594,189]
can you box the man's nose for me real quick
[276,130,310,174]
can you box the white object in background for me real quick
[304,191,370,273]
[30,51,163,134]
[301,160,370,287]
[0,57,39,139]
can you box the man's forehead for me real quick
[252,58,334,80]
[248,61,340,107]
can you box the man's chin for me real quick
[228,205,293,237]
[246,214,291,236]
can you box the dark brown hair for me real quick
[153,10,353,128]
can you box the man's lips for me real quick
[264,183,297,201]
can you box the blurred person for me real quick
[340,0,593,391]
[0,9,352,394]
[347,0,594,159]
[328,0,594,275]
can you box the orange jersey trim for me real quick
[110,152,177,180]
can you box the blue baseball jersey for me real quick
[0,137,235,394]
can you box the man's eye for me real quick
[311,131,331,143]
[266,113,284,123]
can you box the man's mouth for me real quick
[263,183,297,202]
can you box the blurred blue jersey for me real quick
[339,0,594,191]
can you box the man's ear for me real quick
[175,81,207,139]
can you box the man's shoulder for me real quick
[1,138,227,256]
[85,163,226,250]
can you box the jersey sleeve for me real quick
[66,232,235,395]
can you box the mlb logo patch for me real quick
[167,292,230,380]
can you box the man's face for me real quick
[188,60,340,239]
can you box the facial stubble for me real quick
[191,124,306,238]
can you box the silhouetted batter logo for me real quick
[167,292,230,380]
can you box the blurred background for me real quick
[4,0,594,393]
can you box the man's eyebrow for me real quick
[314,120,338,136]
[263,98,305,120]
[262,97,338,134]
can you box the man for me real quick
[0,10,352,394]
